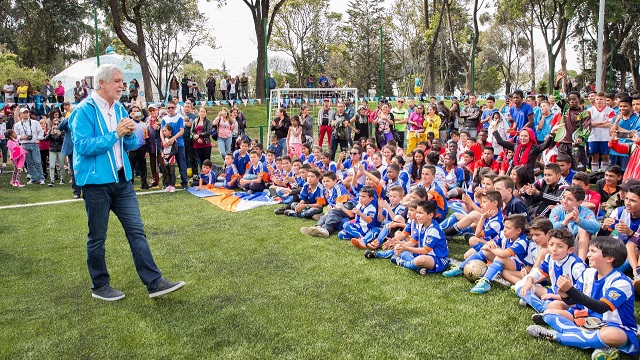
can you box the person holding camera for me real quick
[13,106,45,184]
[70,64,184,301]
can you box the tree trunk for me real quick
[254,19,267,99]
[529,7,535,89]
[424,0,444,95]
[561,42,567,93]
[445,0,471,92]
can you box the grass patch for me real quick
[0,162,637,359]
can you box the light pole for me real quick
[595,0,605,92]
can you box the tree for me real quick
[0,0,93,74]
[444,0,472,92]
[269,0,335,87]
[224,0,287,99]
[422,0,446,95]
[105,0,155,102]
[341,0,397,96]
[531,0,574,90]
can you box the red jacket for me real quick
[609,139,640,181]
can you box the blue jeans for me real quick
[82,174,162,291]
[217,137,232,157]
[176,145,188,187]
[278,138,287,155]
[0,139,7,163]
[23,143,43,181]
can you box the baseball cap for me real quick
[619,178,640,191]
[148,103,161,110]
[19,107,29,113]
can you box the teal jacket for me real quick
[70,97,139,186]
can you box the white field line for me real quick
[0,189,180,210]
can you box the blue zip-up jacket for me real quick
[550,205,600,236]
[70,97,139,186]
[57,117,74,156]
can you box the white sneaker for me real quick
[59,180,64,185]
[39,180,45,185]
[163,186,171,192]
[169,186,176,193]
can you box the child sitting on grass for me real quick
[391,200,450,275]
[464,191,503,258]
[239,150,269,192]
[351,185,405,249]
[550,185,601,261]
[285,169,326,219]
[215,153,240,189]
[516,228,586,313]
[527,236,638,359]
[521,163,568,218]
[337,186,378,241]
[443,214,529,294]
[195,159,215,190]
[500,217,552,285]
[364,200,419,260]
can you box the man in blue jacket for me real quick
[70,64,185,301]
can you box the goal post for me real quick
[268,87,359,149]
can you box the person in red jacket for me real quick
[608,130,640,181]
[474,146,500,178]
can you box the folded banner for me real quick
[187,186,277,212]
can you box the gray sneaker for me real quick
[526,325,557,342]
[91,284,125,301]
[149,278,185,298]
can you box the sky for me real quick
[193,0,576,80]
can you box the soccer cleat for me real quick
[390,256,401,266]
[442,266,463,277]
[470,278,491,294]
[531,313,547,327]
[519,298,528,307]
[591,348,619,360]
[274,207,287,215]
[633,276,640,296]
[418,268,428,275]
[364,250,376,259]
[526,325,557,342]
[350,238,367,250]
[284,209,296,216]
[312,214,323,221]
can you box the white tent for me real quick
[52,46,158,101]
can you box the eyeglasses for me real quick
[350,152,359,155]
[167,107,175,109]
[398,101,404,103]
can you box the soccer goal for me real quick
[267,87,359,148]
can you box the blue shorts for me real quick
[427,255,450,273]
[588,141,609,155]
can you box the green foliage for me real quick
[0,49,48,88]
[537,80,549,94]
[475,66,503,94]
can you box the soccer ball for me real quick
[464,260,488,283]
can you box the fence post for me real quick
[259,126,264,144]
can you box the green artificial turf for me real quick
[0,161,636,359]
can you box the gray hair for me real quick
[94,64,122,90]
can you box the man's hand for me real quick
[117,118,134,137]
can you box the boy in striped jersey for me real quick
[516,228,586,313]
[527,236,638,359]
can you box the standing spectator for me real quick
[127,105,149,189]
[46,113,65,185]
[226,75,232,100]
[169,75,180,101]
[191,107,213,169]
[188,76,199,100]
[508,89,535,135]
[318,73,329,88]
[205,74,216,101]
[317,99,335,147]
[460,93,480,138]
[128,79,139,102]
[212,107,235,158]
[146,103,163,188]
[299,105,314,145]
[0,114,7,168]
[181,74,189,102]
[160,100,188,188]
[41,79,54,103]
[229,77,237,100]
[268,73,277,96]
[81,79,91,100]
[74,81,85,103]
[17,80,28,103]
[70,64,184,301]
[240,72,249,99]
[54,81,65,103]
[609,96,639,170]
[182,101,198,176]
[230,108,241,150]
[13,107,44,184]
[271,107,291,152]
[330,102,352,161]
[306,75,313,88]
[219,76,228,101]
[391,98,408,149]
[4,79,15,102]
[407,104,426,154]
[38,119,50,179]
[26,81,34,102]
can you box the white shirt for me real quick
[588,106,616,142]
[91,92,124,170]
[13,118,44,144]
